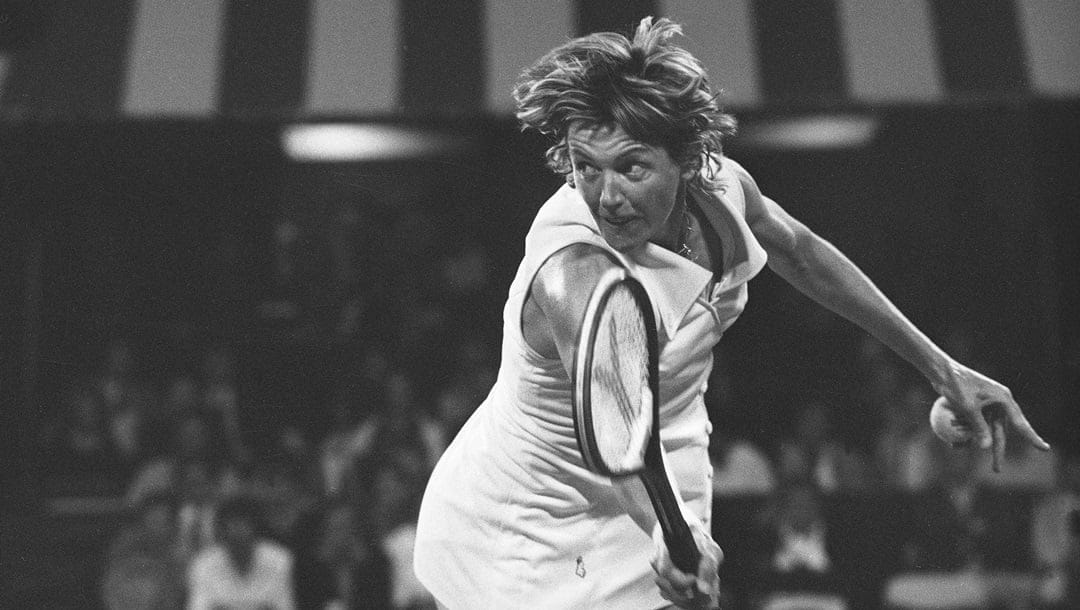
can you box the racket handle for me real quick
[665,521,702,575]
[639,468,702,574]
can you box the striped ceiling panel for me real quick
[0,0,1076,121]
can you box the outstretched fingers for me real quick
[1003,401,1051,451]
[991,416,1006,473]
[967,402,995,451]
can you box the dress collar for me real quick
[537,185,714,341]
[687,181,766,293]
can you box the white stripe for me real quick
[659,0,761,108]
[122,0,224,117]
[483,0,574,115]
[1015,0,1080,98]
[306,0,398,116]
[837,0,943,104]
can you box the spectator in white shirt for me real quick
[187,495,295,610]
[710,428,777,498]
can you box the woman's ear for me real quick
[680,156,702,182]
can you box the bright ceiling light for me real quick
[282,123,470,162]
[737,115,879,150]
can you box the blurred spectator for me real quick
[777,401,843,493]
[1031,454,1080,607]
[372,371,446,474]
[321,368,444,500]
[295,500,391,610]
[97,338,145,463]
[320,395,378,498]
[319,362,385,498]
[135,370,208,460]
[175,457,241,567]
[187,495,295,610]
[201,345,242,446]
[876,380,942,493]
[166,372,205,417]
[369,445,436,610]
[101,492,185,610]
[333,280,369,342]
[126,411,239,506]
[432,381,477,442]
[710,428,777,498]
[247,431,320,551]
[98,338,135,410]
[757,482,839,602]
[895,444,1042,607]
[42,380,125,495]
[277,424,321,486]
[900,447,988,572]
[124,410,241,568]
[420,338,494,448]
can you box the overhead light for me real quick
[282,123,470,162]
[737,114,879,150]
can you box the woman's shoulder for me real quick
[703,154,754,190]
[533,243,618,297]
[695,155,753,216]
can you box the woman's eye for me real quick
[577,163,599,177]
[623,163,646,177]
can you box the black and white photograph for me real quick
[2,1,1078,608]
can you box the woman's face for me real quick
[567,121,692,253]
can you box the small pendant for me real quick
[679,211,697,262]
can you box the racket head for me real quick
[572,268,660,477]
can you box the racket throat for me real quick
[639,443,701,574]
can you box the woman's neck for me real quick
[653,183,689,253]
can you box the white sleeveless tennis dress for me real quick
[414,158,767,609]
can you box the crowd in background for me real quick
[34,212,1079,609]
[41,334,472,609]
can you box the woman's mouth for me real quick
[602,216,637,228]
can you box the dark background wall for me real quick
[5,103,1075,457]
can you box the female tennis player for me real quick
[413,17,1049,609]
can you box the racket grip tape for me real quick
[661,511,702,574]
[639,468,702,574]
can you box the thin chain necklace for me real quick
[677,210,699,263]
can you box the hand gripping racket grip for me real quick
[640,444,702,574]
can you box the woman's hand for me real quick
[650,519,722,609]
[937,362,1050,471]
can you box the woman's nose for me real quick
[598,172,626,212]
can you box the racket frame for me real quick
[571,267,702,574]
[572,268,656,476]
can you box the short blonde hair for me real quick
[513,17,736,189]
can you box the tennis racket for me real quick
[572,267,701,574]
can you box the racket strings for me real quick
[590,286,651,466]
[599,317,638,427]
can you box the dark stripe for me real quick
[929,0,1029,97]
[576,0,658,36]
[400,0,485,117]
[0,0,46,50]
[219,0,311,118]
[752,0,847,106]
[0,0,135,118]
